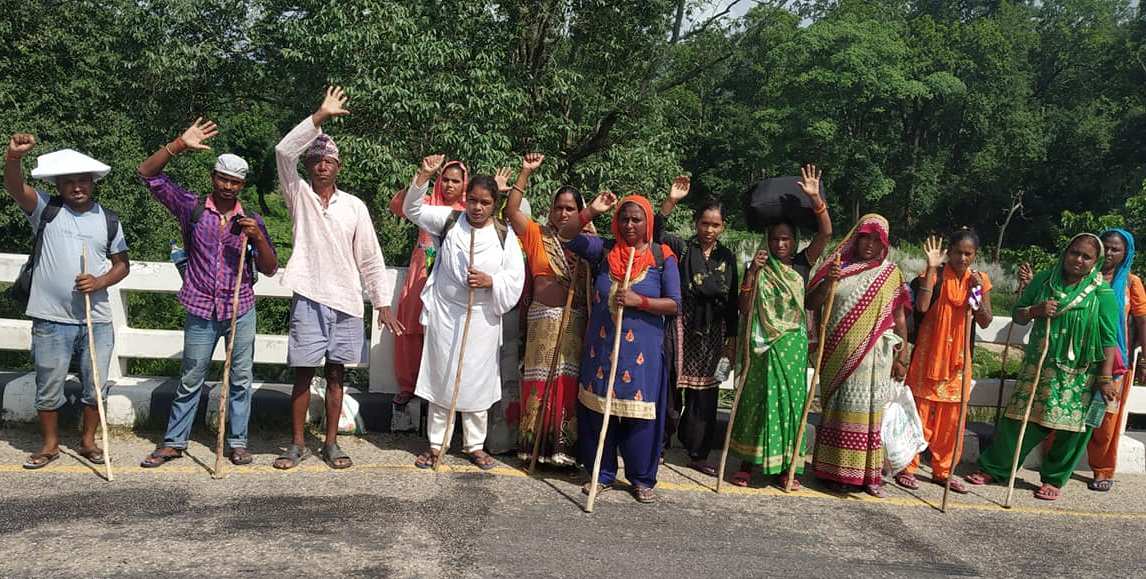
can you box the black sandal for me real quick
[273,444,307,470]
[632,485,657,503]
[321,444,353,470]
[78,446,105,465]
[466,450,496,471]
[140,448,182,469]
[23,452,59,470]
[1088,478,1114,492]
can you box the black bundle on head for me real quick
[694,198,726,223]
[948,227,980,249]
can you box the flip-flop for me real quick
[77,446,105,465]
[687,462,718,477]
[273,444,307,470]
[140,449,183,469]
[731,471,751,488]
[934,477,969,494]
[776,474,802,491]
[894,472,920,490]
[1034,483,1062,501]
[632,485,657,503]
[1088,478,1114,492]
[228,448,253,466]
[321,444,353,470]
[581,481,615,495]
[23,452,59,470]
[864,484,886,498]
[465,450,496,471]
[963,471,993,486]
[414,451,439,470]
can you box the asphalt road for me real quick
[0,429,1143,578]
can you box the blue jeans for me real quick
[31,319,114,411]
[162,309,256,449]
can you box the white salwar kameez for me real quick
[403,180,525,452]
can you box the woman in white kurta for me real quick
[403,155,525,469]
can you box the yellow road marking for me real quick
[1,462,1142,520]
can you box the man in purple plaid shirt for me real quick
[136,118,279,468]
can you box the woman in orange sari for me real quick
[389,161,467,405]
[501,154,591,466]
[895,229,993,493]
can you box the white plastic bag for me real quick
[882,381,928,474]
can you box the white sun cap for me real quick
[30,149,111,184]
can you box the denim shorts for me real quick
[31,318,114,411]
[287,294,365,367]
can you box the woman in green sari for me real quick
[727,243,809,489]
[966,233,1120,501]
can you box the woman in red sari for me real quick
[389,161,467,405]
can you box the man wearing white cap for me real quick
[135,118,279,468]
[271,86,400,470]
[4,133,130,469]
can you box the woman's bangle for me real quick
[164,142,179,157]
[639,295,650,310]
[813,202,828,215]
[578,209,593,229]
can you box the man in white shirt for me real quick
[272,86,400,470]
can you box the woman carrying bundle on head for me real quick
[894,229,993,493]
[559,191,681,504]
[1087,229,1146,492]
[805,214,911,497]
[498,153,591,467]
[965,234,1119,501]
[726,228,810,489]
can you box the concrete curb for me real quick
[0,373,423,435]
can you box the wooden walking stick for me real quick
[528,261,581,473]
[434,229,477,472]
[1004,316,1052,508]
[994,277,1029,426]
[942,308,976,512]
[81,247,113,481]
[715,272,758,493]
[213,236,248,479]
[585,248,636,513]
[784,255,841,493]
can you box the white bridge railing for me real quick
[0,252,405,393]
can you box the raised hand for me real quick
[420,154,445,175]
[923,235,944,269]
[179,117,218,151]
[750,249,769,273]
[669,175,690,202]
[494,167,513,193]
[589,191,618,216]
[7,133,36,159]
[1017,262,1033,289]
[799,164,823,200]
[317,86,350,120]
[522,152,544,173]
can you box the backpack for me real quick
[427,210,508,275]
[9,196,120,306]
[184,197,259,283]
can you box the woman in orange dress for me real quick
[895,229,993,493]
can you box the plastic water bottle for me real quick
[714,357,732,383]
[170,240,188,279]
[1085,392,1108,429]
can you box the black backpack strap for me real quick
[651,243,665,270]
[440,210,463,240]
[32,196,65,263]
[102,206,121,256]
